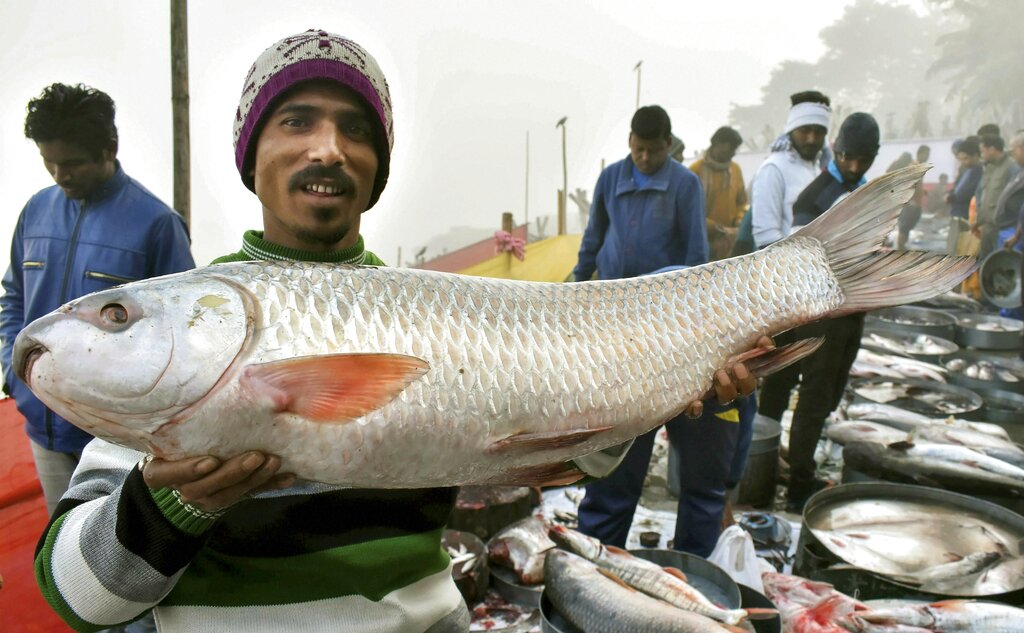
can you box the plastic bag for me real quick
[707,525,764,593]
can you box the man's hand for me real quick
[1005,233,1021,250]
[143,452,295,513]
[683,335,773,418]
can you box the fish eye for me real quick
[101,303,129,325]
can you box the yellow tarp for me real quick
[457,234,582,282]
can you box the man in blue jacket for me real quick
[573,105,707,281]
[0,83,194,514]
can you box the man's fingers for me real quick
[190,458,284,512]
[175,453,279,507]
[756,335,775,350]
[684,400,703,419]
[143,455,221,490]
[734,362,756,397]
[714,369,739,404]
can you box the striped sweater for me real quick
[34,233,468,632]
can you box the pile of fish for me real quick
[873,312,951,328]
[762,571,1024,632]
[861,332,956,357]
[486,516,555,585]
[957,316,1023,333]
[543,525,776,631]
[849,348,947,383]
[832,402,1024,498]
[807,498,1024,596]
[943,357,1023,384]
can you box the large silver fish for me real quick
[11,166,974,487]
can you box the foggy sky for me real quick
[2,1,898,270]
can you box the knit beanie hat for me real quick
[233,29,393,209]
[784,102,831,134]
[834,112,880,157]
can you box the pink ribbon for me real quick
[493,230,526,261]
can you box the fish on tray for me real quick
[909,425,1024,470]
[851,349,946,383]
[12,165,976,487]
[824,421,908,446]
[944,357,1024,383]
[486,516,555,585]
[544,549,741,633]
[842,440,1024,497]
[549,525,776,626]
[856,599,1024,633]
[844,402,1009,439]
[861,332,955,357]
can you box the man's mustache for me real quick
[288,165,356,192]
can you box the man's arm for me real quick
[146,212,196,277]
[751,164,786,248]
[35,440,290,632]
[679,174,709,266]
[573,175,609,282]
[1,213,27,392]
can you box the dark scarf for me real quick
[698,151,732,199]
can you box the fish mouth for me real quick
[16,343,47,385]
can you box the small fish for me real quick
[544,550,739,633]
[486,517,555,584]
[845,402,1010,439]
[887,551,1003,588]
[825,421,908,446]
[859,599,1024,633]
[548,525,776,626]
[910,425,1024,469]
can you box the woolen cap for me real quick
[834,113,880,157]
[233,29,393,208]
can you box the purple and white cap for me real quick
[233,29,393,208]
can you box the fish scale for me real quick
[14,166,978,487]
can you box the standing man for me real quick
[946,137,983,255]
[758,113,880,512]
[895,145,932,249]
[690,126,748,261]
[0,83,194,514]
[32,31,470,633]
[974,135,1017,259]
[751,94,831,248]
[571,107,753,557]
[573,105,707,281]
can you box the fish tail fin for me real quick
[792,164,976,315]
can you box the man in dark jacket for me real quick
[758,112,880,512]
[0,83,194,513]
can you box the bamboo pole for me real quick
[170,0,191,227]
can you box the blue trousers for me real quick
[577,396,755,557]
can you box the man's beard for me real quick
[293,211,351,249]
[794,143,822,161]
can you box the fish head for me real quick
[13,272,252,450]
[548,525,603,560]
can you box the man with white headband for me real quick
[750,93,831,248]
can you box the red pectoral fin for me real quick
[242,353,429,423]
[661,566,689,583]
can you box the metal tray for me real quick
[849,377,983,417]
[954,314,1024,350]
[738,584,783,633]
[861,327,959,364]
[913,291,983,314]
[980,248,1022,309]
[490,565,543,608]
[867,306,957,340]
[941,350,1024,395]
[970,386,1024,426]
[794,483,1024,603]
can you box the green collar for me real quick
[239,230,368,264]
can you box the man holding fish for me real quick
[29,30,764,633]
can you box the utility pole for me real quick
[170,0,191,227]
[634,60,643,111]
[524,131,530,235]
[556,117,567,236]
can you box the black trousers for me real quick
[758,313,865,498]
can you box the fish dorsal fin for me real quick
[242,353,429,423]
[662,566,689,582]
[485,426,615,455]
[888,440,915,451]
[596,567,636,591]
[744,607,779,620]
